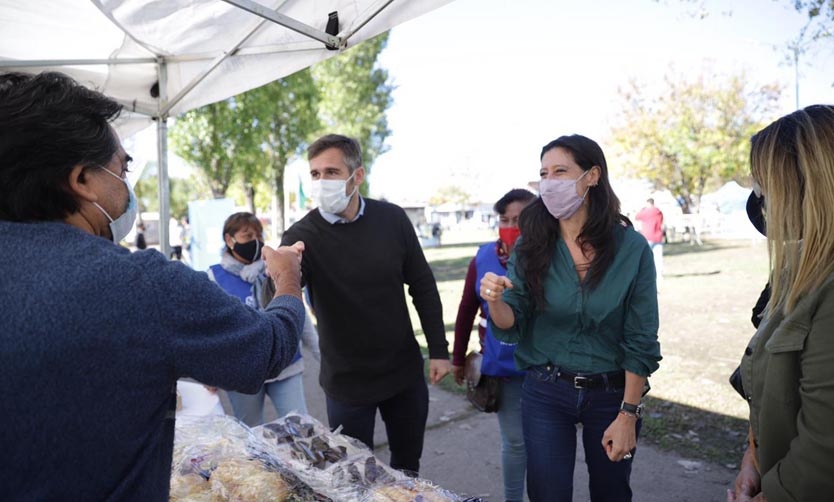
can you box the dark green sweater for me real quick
[282,199,448,404]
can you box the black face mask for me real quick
[746,191,766,236]
[233,239,263,263]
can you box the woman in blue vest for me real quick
[209,212,319,426]
[452,188,536,502]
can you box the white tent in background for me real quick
[700,181,762,239]
[0,0,453,253]
[700,180,752,214]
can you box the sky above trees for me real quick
[369,0,834,204]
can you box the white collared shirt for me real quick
[318,195,366,224]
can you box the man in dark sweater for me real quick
[281,134,450,475]
[0,72,305,500]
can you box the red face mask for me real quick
[498,226,522,249]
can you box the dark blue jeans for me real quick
[325,377,429,475]
[522,365,640,502]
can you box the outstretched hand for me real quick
[263,241,304,299]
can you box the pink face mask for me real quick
[539,170,589,220]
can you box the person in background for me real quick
[208,212,319,425]
[431,222,442,246]
[452,188,536,502]
[169,215,183,260]
[728,105,834,502]
[481,134,661,501]
[0,71,305,500]
[135,221,147,250]
[281,134,450,476]
[180,215,191,264]
[635,198,664,280]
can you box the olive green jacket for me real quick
[740,275,834,501]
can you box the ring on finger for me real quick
[485,288,492,296]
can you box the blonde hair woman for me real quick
[729,104,834,502]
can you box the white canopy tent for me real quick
[0,0,452,253]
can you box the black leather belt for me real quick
[545,365,626,389]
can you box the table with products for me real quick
[170,412,484,502]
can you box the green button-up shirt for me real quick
[492,225,661,377]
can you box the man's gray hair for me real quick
[307,134,362,173]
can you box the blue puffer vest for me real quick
[474,243,524,377]
[210,264,301,364]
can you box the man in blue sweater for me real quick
[0,72,305,500]
[281,134,451,476]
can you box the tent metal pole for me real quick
[156,61,171,258]
[0,58,156,68]
[221,0,343,48]
[341,0,395,41]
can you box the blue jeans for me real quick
[325,377,429,475]
[227,373,308,427]
[497,375,526,502]
[650,241,663,277]
[522,366,640,502]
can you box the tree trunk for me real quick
[244,182,256,214]
[271,170,285,239]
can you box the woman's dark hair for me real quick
[222,212,264,253]
[0,72,122,222]
[516,134,627,309]
[494,188,536,215]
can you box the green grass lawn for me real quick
[410,230,767,466]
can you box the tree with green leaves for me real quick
[169,70,319,236]
[169,32,393,236]
[312,32,394,195]
[241,69,320,236]
[170,99,258,199]
[786,1,832,39]
[133,164,212,219]
[610,70,782,212]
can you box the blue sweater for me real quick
[0,221,304,501]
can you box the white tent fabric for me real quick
[0,0,450,118]
[0,0,452,250]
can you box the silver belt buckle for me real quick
[573,376,587,389]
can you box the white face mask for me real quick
[311,172,357,214]
[93,167,138,243]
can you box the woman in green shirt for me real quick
[482,134,661,502]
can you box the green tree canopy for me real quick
[170,99,258,199]
[241,69,320,235]
[133,164,212,220]
[788,1,832,39]
[610,70,782,212]
[168,33,393,236]
[312,32,394,195]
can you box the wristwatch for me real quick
[620,400,643,418]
